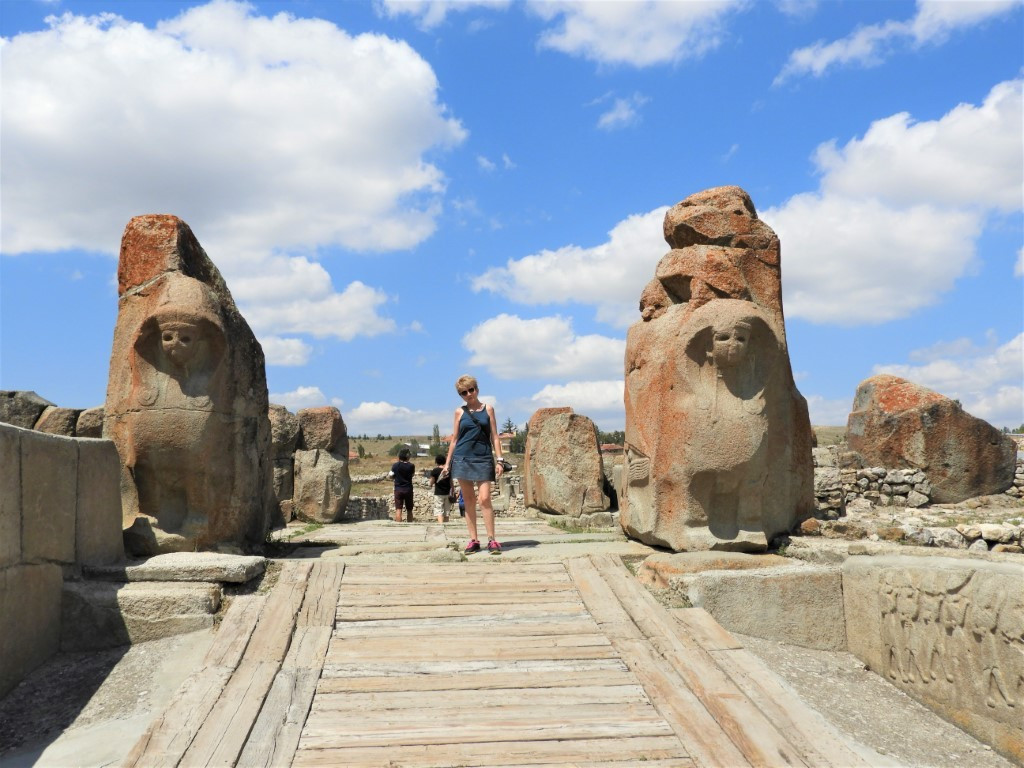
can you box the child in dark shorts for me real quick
[428,454,453,523]
[389,448,415,522]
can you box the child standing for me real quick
[389,448,416,522]
[428,454,453,524]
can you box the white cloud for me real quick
[477,155,497,172]
[2,2,466,257]
[502,153,516,170]
[345,400,452,435]
[1016,246,1024,278]
[775,0,817,19]
[243,279,396,341]
[464,314,625,381]
[376,0,512,30]
[529,0,746,67]
[528,379,625,423]
[815,80,1022,212]
[261,336,313,366]
[269,385,328,411]
[775,0,1019,83]
[473,207,668,328]
[803,394,853,427]
[597,93,649,131]
[763,79,1020,325]
[765,194,980,325]
[873,332,1024,428]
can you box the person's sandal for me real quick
[487,539,502,555]
[465,539,481,554]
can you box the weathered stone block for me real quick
[75,438,125,566]
[847,375,1016,503]
[297,406,345,451]
[86,552,265,583]
[21,429,77,564]
[842,555,1024,764]
[0,391,54,429]
[268,404,301,458]
[0,424,22,569]
[638,550,795,589]
[293,448,351,523]
[75,406,105,438]
[0,563,62,698]
[61,580,221,651]
[34,406,82,436]
[524,408,609,518]
[673,564,845,650]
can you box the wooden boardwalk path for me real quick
[122,554,876,768]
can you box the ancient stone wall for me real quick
[843,555,1024,763]
[0,423,124,698]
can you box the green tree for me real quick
[501,417,517,434]
[431,424,442,453]
[387,443,404,457]
[598,430,625,445]
[357,443,366,459]
[509,423,528,454]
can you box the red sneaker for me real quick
[487,539,502,555]
[464,539,481,554]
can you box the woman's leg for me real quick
[459,479,478,541]
[477,480,497,541]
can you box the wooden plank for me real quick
[566,557,750,768]
[591,555,808,768]
[247,560,313,662]
[500,761,693,768]
[338,590,577,606]
[120,594,267,768]
[296,560,344,627]
[303,702,665,733]
[670,607,743,651]
[310,684,650,711]
[298,715,674,750]
[235,668,320,768]
[333,615,597,638]
[317,665,637,694]
[709,647,874,767]
[292,736,689,768]
[179,659,280,767]
[175,560,314,767]
[337,601,586,620]
[327,632,612,661]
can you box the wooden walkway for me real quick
[122,555,875,768]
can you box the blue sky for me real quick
[1,0,1022,437]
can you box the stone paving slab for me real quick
[85,552,266,583]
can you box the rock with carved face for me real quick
[622,187,814,552]
[104,215,273,555]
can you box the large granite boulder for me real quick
[268,404,301,522]
[34,406,82,436]
[293,447,351,523]
[622,187,814,552]
[297,406,346,451]
[846,374,1016,503]
[104,215,274,555]
[523,407,609,518]
[75,406,105,438]
[0,391,54,429]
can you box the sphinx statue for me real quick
[621,187,814,551]
[105,215,273,555]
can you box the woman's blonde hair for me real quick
[455,374,477,393]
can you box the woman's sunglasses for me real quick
[458,386,477,396]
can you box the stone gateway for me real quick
[104,215,274,555]
[621,186,814,552]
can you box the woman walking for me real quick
[443,375,506,554]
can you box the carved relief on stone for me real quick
[878,567,1024,723]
